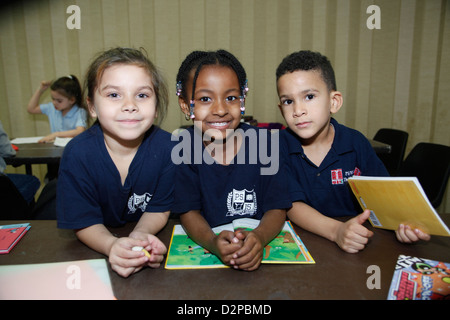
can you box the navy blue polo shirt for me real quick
[281,118,388,217]
[57,123,176,229]
[172,123,291,228]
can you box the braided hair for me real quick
[176,50,248,116]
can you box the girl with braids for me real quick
[27,75,87,143]
[172,50,291,271]
[57,47,175,277]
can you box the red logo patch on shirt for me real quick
[354,167,361,176]
[331,169,343,185]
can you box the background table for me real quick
[4,143,63,175]
[4,140,390,174]
[1,216,449,300]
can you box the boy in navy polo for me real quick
[276,51,430,252]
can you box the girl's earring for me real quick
[176,81,182,97]
[189,100,195,119]
[177,81,193,120]
[240,79,249,115]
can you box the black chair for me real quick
[373,128,409,175]
[397,142,450,208]
[0,172,33,219]
[32,178,57,220]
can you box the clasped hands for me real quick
[213,230,264,271]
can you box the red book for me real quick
[0,223,30,254]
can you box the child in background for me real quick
[172,50,291,271]
[276,50,430,252]
[57,47,174,278]
[27,75,87,143]
[0,120,40,205]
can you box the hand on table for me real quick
[335,209,374,253]
[38,133,56,143]
[395,224,430,243]
[109,235,166,278]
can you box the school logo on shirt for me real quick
[330,167,362,185]
[331,169,344,185]
[226,189,257,217]
[127,192,152,214]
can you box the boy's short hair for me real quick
[276,50,337,91]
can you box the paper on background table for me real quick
[10,136,44,144]
[53,137,72,147]
[10,136,71,146]
[0,259,115,300]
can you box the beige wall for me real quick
[1,0,449,211]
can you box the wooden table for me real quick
[4,143,63,175]
[4,140,389,174]
[1,216,449,301]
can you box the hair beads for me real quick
[176,50,248,119]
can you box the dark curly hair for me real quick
[276,50,337,91]
[176,49,247,103]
